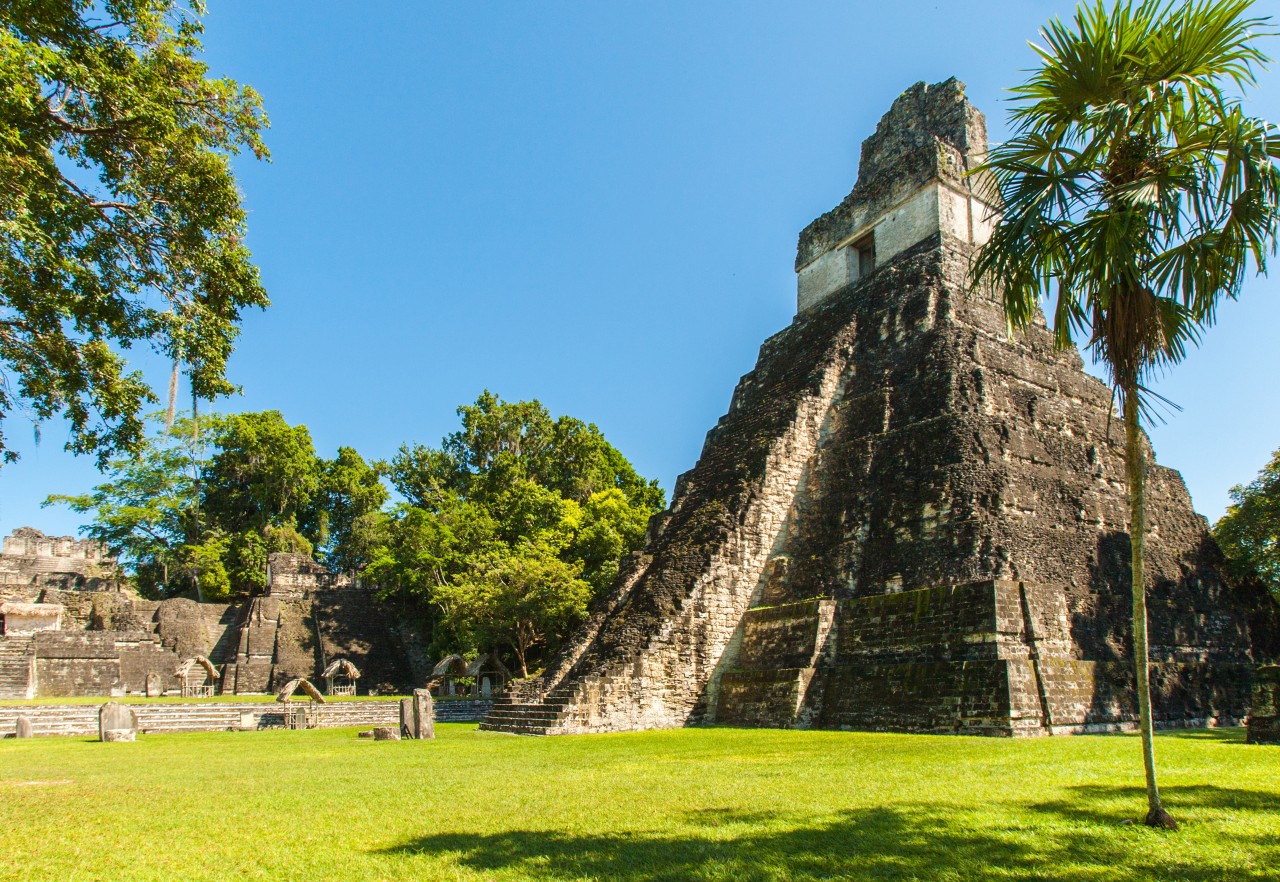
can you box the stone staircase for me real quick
[0,636,35,699]
[479,688,576,735]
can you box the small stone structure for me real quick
[1247,666,1279,744]
[400,688,435,740]
[372,726,400,741]
[264,553,351,599]
[14,715,32,738]
[0,528,118,595]
[98,701,138,742]
[483,78,1279,737]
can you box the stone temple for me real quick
[482,78,1280,737]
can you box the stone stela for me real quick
[481,78,1280,738]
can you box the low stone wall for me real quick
[434,699,493,722]
[0,700,402,738]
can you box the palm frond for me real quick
[970,0,1279,423]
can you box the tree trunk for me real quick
[164,357,179,429]
[1124,390,1177,830]
[512,641,528,679]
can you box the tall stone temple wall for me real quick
[482,78,1279,737]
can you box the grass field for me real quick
[0,725,1276,882]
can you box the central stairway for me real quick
[479,687,577,735]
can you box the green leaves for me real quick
[201,411,320,534]
[375,391,666,674]
[432,541,594,678]
[1214,447,1280,594]
[972,0,1280,406]
[0,1,268,465]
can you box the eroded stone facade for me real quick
[482,78,1279,737]
[0,545,423,699]
[0,528,118,597]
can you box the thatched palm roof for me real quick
[466,653,511,679]
[432,654,468,678]
[276,678,326,703]
[321,658,361,680]
[175,656,219,681]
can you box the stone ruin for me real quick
[482,78,1280,737]
[0,527,118,596]
[0,540,427,700]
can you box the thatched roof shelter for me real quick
[276,678,326,703]
[321,658,361,680]
[466,653,511,679]
[432,654,468,678]
[175,656,219,682]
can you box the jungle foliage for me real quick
[371,392,665,676]
[0,1,269,466]
[50,393,664,675]
[49,409,381,600]
[1214,446,1280,597]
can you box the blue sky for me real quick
[3,0,1279,538]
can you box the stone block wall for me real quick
[30,631,181,697]
[713,578,1257,736]
[1247,665,1279,744]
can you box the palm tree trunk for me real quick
[1124,390,1177,830]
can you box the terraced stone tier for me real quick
[0,700,401,737]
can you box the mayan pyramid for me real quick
[482,78,1279,737]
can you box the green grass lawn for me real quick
[0,725,1275,882]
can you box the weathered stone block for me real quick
[399,689,436,740]
[372,726,400,741]
[14,715,32,738]
[98,701,138,741]
[1247,665,1279,745]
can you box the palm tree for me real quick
[971,0,1280,829]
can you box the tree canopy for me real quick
[970,0,1280,830]
[0,0,269,465]
[1214,446,1280,596]
[50,393,664,675]
[50,409,325,599]
[371,391,665,674]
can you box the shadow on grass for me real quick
[1155,727,1246,744]
[1031,783,1280,825]
[379,785,1279,881]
